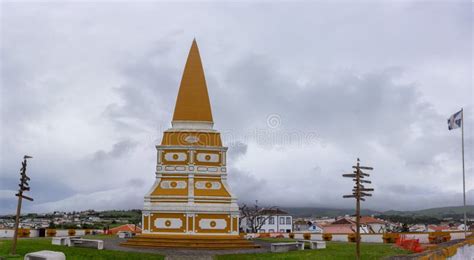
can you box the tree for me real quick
[239,201,278,233]
[401,223,409,232]
[48,221,56,229]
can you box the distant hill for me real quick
[382,205,474,218]
[282,205,474,219]
[4,206,473,220]
[281,207,381,218]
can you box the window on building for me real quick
[269,217,274,224]
[286,217,291,225]
[269,229,274,233]
[280,217,285,225]
[279,229,285,232]
[260,229,265,233]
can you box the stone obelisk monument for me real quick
[123,40,256,249]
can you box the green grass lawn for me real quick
[0,237,410,260]
[82,234,116,239]
[217,240,410,260]
[255,237,297,243]
[0,238,165,260]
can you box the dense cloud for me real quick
[0,1,472,214]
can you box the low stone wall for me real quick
[311,234,323,241]
[29,229,39,237]
[331,234,348,242]
[55,229,69,237]
[361,234,383,243]
[0,229,15,238]
[249,231,472,244]
[450,232,465,240]
[293,233,304,239]
[0,229,102,238]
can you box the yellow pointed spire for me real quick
[172,39,213,123]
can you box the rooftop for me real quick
[323,224,354,234]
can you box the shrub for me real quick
[348,233,361,242]
[18,228,30,238]
[68,229,76,236]
[303,233,311,240]
[85,229,91,235]
[289,233,295,239]
[46,229,57,237]
[383,233,399,243]
[322,233,332,241]
[275,234,284,238]
[428,232,451,244]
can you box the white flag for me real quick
[448,110,462,130]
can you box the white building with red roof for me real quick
[427,225,451,232]
[323,216,388,234]
[109,224,142,234]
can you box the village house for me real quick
[409,224,427,232]
[359,216,387,233]
[455,223,466,231]
[109,224,142,234]
[311,217,337,227]
[308,222,325,233]
[427,225,451,232]
[293,219,309,231]
[321,216,388,234]
[293,219,324,233]
[323,224,355,234]
[249,209,293,233]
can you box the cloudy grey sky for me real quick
[0,1,472,214]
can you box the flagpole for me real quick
[461,108,467,238]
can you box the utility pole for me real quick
[343,158,374,260]
[10,155,34,256]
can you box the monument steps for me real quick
[121,236,259,249]
[124,238,253,244]
[121,243,259,249]
[134,234,245,240]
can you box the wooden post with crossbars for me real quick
[342,158,374,260]
[10,155,34,256]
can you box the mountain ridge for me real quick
[282,205,474,218]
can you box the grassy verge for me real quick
[0,238,164,260]
[217,241,410,260]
